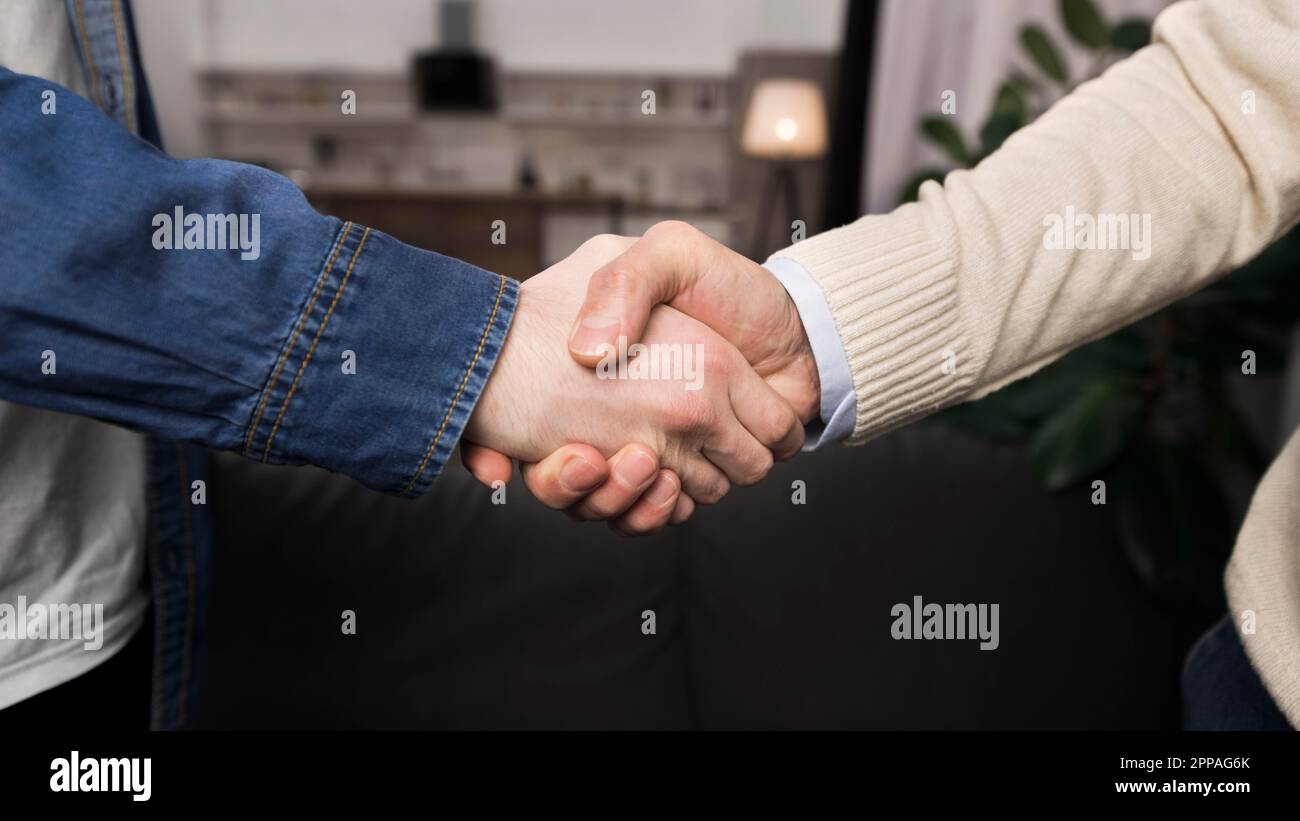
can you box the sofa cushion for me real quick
[198,452,689,729]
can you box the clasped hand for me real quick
[461,222,820,534]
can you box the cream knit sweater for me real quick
[772,0,1300,725]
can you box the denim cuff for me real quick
[246,222,518,496]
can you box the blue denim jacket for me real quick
[0,0,519,728]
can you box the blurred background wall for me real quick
[131,0,845,278]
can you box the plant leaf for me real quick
[1110,18,1152,51]
[896,167,946,204]
[920,117,970,165]
[1187,225,1300,325]
[933,400,1036,441]
[992,81,1030,123]
[978,113,1022,157]
[1076,326,1153,372]
[1028,377,1144,491]
[1211,392,1271,475]
[1020,24,1069,84]
[1112,441,1233,607]
[938,328,1151,440]
[1171,313,1289,373]
[1061,0,1110,49]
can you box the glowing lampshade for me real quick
[741,78,828,159]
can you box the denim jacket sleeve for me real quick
[0,67,518,496]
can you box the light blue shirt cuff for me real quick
[763,257,856,450]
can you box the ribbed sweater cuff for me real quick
[769,204,973,444]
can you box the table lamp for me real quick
[741,78,828,257]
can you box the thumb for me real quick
[567,224,698,368]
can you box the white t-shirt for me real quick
[0,1,150,710]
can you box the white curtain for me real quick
[863,0,1172,214]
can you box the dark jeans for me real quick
[1182,615,1292,730]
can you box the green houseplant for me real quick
[903,0,1300,608]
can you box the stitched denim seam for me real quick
[174,443,196,726]
[400,272,507,495]
[242,221,352,456]
[71,0,103,111]
[262,227,371,461]
[109,0,136,134]
[144,438,165,730]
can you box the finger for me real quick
[609,469,681,536]
[675,453,730,505]
[669,493,695,524]
[568,222,704,367]
[460,443,514,488]
[701,414,773,488]
[518,444,610,509]
[572,444,661,520]
[727,357,805,461]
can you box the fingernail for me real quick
[645,472,678,507]
[569,315,620,356]
[617,449,658,487]
[559,455,602,493]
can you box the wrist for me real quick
[464,287,542,455]
[783,295,821,422]
[762,256,851,433]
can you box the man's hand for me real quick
[461,234,804,532]
[568,221,820,422]
[460,440,694,535]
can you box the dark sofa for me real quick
[196,422,1191,729]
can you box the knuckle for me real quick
[736,448,774,487]
[646,219,695,243]
[583,233,633,256]
[670,495,695,524]
[701,348,732,383]
[695,475,730,505]
[667,393,720,434]
[776,424,806,460]
[523,475,568,510]
[590,264,642,299]
[706,341,750,386]
[756,400,796,446]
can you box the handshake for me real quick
[461,221,822,535]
